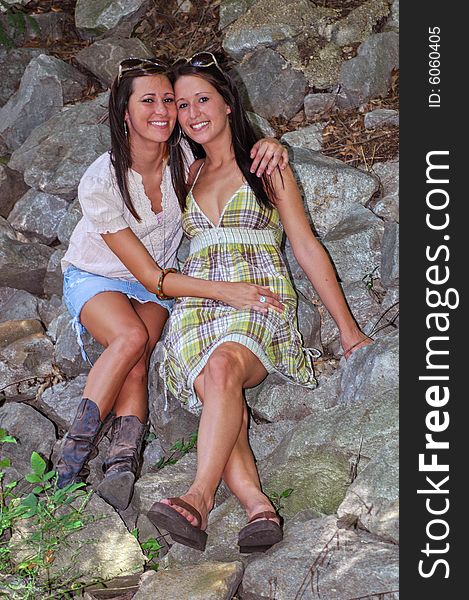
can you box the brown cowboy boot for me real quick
[56,398,105,488]
[96,415,146,510]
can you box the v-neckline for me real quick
[190,183,246,228]
[189,161,246,228]
[130,163,165,218]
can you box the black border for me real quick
[400,2,464,596]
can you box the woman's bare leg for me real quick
[112,299,168,421]
[80,292,167,418]
[160,342,274,528]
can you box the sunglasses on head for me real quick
[173,51,222,71]
[117,58,169,83]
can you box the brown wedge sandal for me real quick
[147,497,208,551]
[237,510,283,554]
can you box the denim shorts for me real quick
[63,265,174,364]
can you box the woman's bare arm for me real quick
[101,228,283,314]
[270,166,371,356]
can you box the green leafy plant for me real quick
[267,488,294,513]
[131,528,162,571]
[153,432,198,470]
[0,0,40,49]
[362,266,379,291]
[1,431,95,598]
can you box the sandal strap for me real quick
[168,496,203,528]
[248,510,278,523]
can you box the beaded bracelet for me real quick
[156,267,177,300]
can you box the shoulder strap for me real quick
[189,161,205,191]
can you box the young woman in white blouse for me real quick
[56,58,287,510]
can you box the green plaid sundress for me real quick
[162,179,318,410]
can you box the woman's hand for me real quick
[341,331,373,359]
[250,138,289,177]
[218,282,284,314]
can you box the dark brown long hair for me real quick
[168,62,278,211]
[108,68,178,221]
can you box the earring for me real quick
[124,122,129,137]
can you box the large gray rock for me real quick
[331,0,390,46]
[10,493,145,584]
[37,373,88,433]
[371,158,399,222]
[323,204,384,284]
[303,93,337,118]
[133,561,244,600]
[148,345,199,450]
[219,0,256,30]
[0,287,40,323]
[384,0,399,31]
[0,12,75,48]
[0,218,53,294]
[239,516,399,600]
[248,420,297,462]
[249,376,335,423]
[259,333,399,516]
[289,148,379,237]
[232,48,307,120]
[141,438,165,476]
[0,47,43,107]
[0,402,56,482]
[75,0,153,38]
[246,111,275,138]
[280,124,323,152]
[223,0,335,62]
[338,330,399,405]
[0,319,44,349]
[380,222,399,288]
[338,32,399,108]
[8,92,110,199]
[338,439,399,543]
[44,248,67,297]
[57,198,83,245]
[364,108,399,129]
[75,37,153,86]
[7,189,69,244]
[276,37,344,90]
[37,294,65,328]
[0,333,56,398]
[0,54,88,153]
[133,453,198,517]
[296,294,322,350]
[0,163,29,218]
[52,311,103,378]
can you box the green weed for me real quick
[153,432,198,470]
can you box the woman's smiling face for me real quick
[125,74,177,145]
[174,75,231,144]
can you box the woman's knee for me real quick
[110,325,149,360]
[204,345,246,390]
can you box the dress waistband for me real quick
[189,227,281,253]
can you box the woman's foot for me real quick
[244,491,281,527]
[238,493,283,554]
[159,491,211,530]
[147,488,213,551]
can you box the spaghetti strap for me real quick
[189,161,205,192]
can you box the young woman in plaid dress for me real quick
[147,55,372,553]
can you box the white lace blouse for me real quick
[61,151,186,279]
